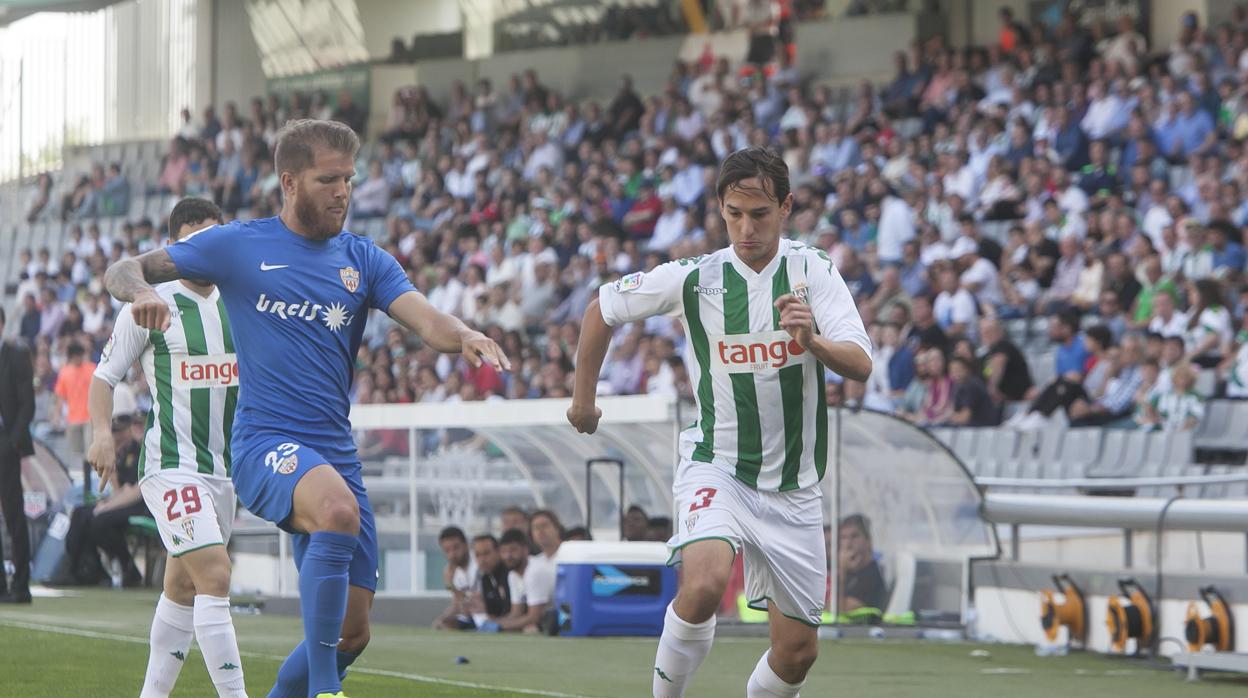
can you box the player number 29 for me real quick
[689,487,718,512]
[163,486,203,521]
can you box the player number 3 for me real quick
[163,486,203,521]
[689,487,718,512]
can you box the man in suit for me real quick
[0,307,35,603]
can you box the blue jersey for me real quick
[166,216,414,464]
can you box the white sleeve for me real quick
[509,570,527,606]
[525,559,554,606]
[953,292,978,324]
[807,256,873,359]
[93,305,149,388]
[596,260,690,327]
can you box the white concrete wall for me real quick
[211,0,266,108]
[355,0,462,60]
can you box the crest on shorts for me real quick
[685,514,698,533]
[792,282,810,305]
[277,454,298,475]
[181,518,196,541]
[339,266,360,293]
[23,492,47,519]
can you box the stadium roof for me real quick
[0,0,120,27]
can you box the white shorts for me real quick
[139,470,236,558]
[668,461,827,626]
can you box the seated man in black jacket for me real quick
[837,514,887,615]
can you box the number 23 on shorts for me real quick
[689,487,718,512]
[163,486,203,520]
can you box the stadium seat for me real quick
[951,429,977,464]
[1056,428,1101,479]
[125,515,163,588]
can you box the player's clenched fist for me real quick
[130,288,172,331]
[567,402,602,435]
[774,294,813,348]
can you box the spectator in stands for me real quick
[61,413,147,587]
[332,89,367,135]
[54,341,95,465]
[351,161,391,219]
[433,526,477,630]
[38,287,66,341]
[977,317,1033,403]
[1184,278,1234,367]
[947,355,999,426]
[525,510,563,631]
[18,294,40,343]
[932,265,977,339]
[837,514,886,613]
[647,517,672,542]
[1149,290,1188,338]
[623,505,649,542]
[1069,334,1145,427]
[99,163,130,216]
[1140,363,1205,431]
[466,534,522,632]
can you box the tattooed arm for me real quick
[103,249,183,331]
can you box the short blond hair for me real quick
[273,119,360,176]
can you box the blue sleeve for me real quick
[165,224,235,284]
[366,242,416,312]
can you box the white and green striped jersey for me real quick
[94,281,238,482]
[598,239,871,491]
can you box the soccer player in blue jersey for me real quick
[104,119,510,698]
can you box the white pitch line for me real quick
[0,618,595,698]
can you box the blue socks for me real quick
[298,531,357,696]
[269,644,359,698]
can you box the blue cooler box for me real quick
[554,541,677,637]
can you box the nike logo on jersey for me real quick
[259,262,288,271]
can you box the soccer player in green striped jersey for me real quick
[569,148,872,698]
[87,198,248,698]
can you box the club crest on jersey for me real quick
[265,442,301,475]
[340,266,360,293]
[792,282,810,305]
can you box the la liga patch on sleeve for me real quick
[615,272,644,293]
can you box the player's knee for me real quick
[773,635,819,676]
[318,498,361,535]
[676,572,728,621]
[196,556,233,597]
[339,627,370,655]
[165,569,197,606]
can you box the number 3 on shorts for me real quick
[163,486,203,521]
[689,487,718,512]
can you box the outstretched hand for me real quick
[462,332,512,372]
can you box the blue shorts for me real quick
[232,433,379,592]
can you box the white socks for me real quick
[652,602,716,698]
[193,594,248,697]
[746,650,805,698]
[141,594,194,698]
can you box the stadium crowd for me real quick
[20,5,1248,455]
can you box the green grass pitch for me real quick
[3,589,1247,696]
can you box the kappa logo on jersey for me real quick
[265,442,300,475]
[173,354,240,388]
[711,330,806,373]
[694,285,727,295]
[340,266,360,293]
[255,294,352,332]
